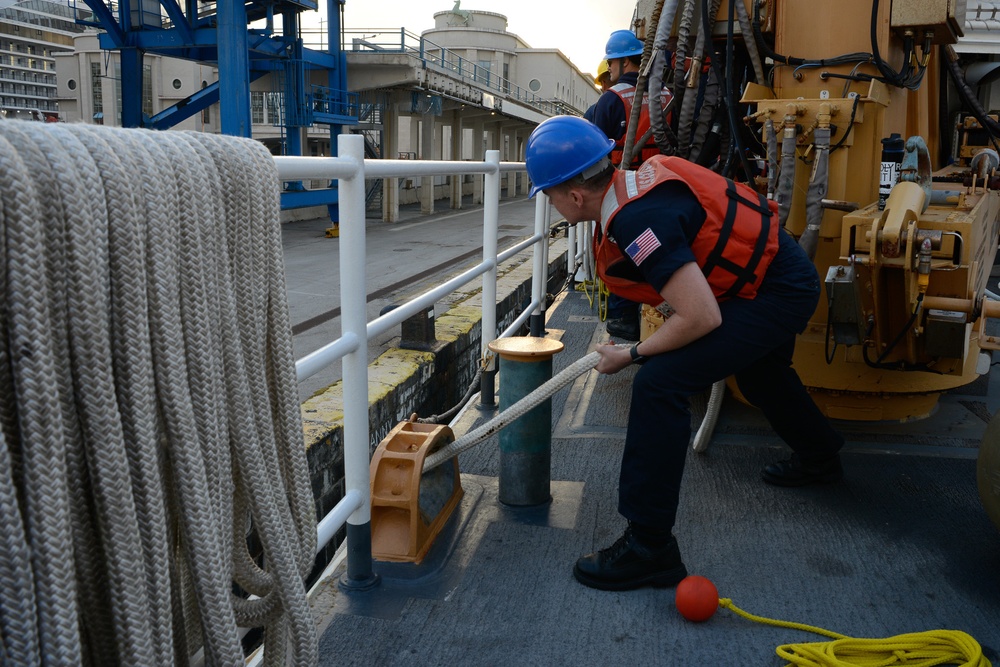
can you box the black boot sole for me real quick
[572,562,688,591]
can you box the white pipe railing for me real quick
[481,151,501,378]
[274,136,551,577]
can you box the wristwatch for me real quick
[629,343,647,365]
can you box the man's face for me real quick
[607,58,621,84]
[543,186,585,224]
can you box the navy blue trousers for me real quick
[607,293,639,320]
[617,280,844,529]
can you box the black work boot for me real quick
[762,453,843,487]
[606,307,640,342]
[573,524,688,591]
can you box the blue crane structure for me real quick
[76,0,358,214]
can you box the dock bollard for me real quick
[487,337,565,506]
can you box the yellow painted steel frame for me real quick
[738,0,1000,421]
[743,81,1000,420]
[819,182,1000,421]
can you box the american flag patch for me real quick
[625,228,661,265]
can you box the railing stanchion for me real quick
[529,193,548,337]
[480,150,500,409]
[336,134,380,592]
[567,219,577,291]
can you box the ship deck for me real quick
[286,203,1000,665]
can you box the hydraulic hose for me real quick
[799,123,830,260]
[678,0,721,159]
[671,0,699,142]
[621,0,665,169]
[943,45,1000,143]
[704,0,753,182]
[647,0,683,156]
[776,112,797,228]
[765,118,778,200]
[688,67,721,165]
[734,0,764,84]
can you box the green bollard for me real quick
[488,337,565,506]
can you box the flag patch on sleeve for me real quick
[625,228,661,265]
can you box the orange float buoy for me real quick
[675,575,719,622]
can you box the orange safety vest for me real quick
[594,156,780,307]
[608,81,673,167]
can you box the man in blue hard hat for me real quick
[593,29,672,168]
[525,116,844,591]
[591,29,674,342]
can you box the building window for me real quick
[172,78,182,90]
[90,61,103,119]
[528,78,541,92]
[477,60,491,85]
[142,63,152,116]
[114,62,121,123]
[201,81,210,124]
[250,90,265,124]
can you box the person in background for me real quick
[591,29,674,342]
[583,60,612,123]
[524,116,845,591]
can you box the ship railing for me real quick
[273,132,551,587]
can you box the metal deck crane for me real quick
[76,0,358,213]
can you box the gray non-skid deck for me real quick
[310,278,1000,666]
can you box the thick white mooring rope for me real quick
[423,350,606,471]
[422,349,726,471]
[0,121,316,666]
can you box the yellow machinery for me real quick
[739,0,1000,528]
[633,0,1000,527]
[737,0,998,422]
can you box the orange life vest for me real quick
[608,81,673,167]
[594,156,780,307]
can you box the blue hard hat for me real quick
[605,29,644,60]
[525,116,615,198]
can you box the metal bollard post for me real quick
[487,337,565,506]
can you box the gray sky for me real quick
[330,1,637,78]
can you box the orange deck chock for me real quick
[369,420,463,563]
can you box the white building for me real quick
[0,0,92,120]
[53,32,219,132]
[422,8,597,116]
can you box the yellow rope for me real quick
[597,279,609,321]
[718,599,991,667]
[574,277,609,321]
[574,279,596,307]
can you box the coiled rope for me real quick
[0,121,316,666]
[719,598,991,667]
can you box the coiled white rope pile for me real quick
[0,121,316,666]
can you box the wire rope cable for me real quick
[0,121,317,666]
